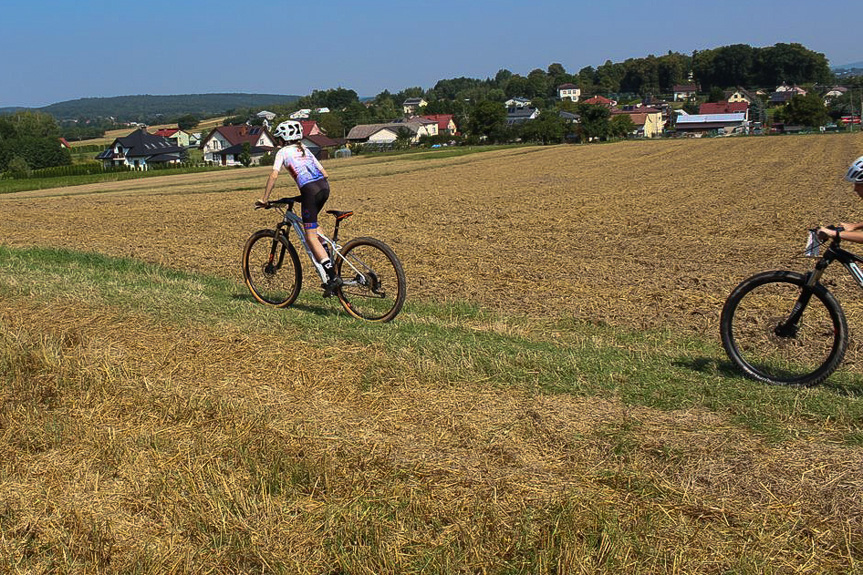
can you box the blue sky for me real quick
[1,0,858,108]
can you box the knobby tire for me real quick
[720,270,848,386]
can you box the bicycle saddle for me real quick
[327,210,353,221]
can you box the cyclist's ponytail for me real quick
[296,141,306,157]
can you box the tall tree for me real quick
[783,93,829,127]
[0,111,70,173]
[576,103,611,142]
[468,100,507,139]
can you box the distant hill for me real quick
[834,61,863,70]
[1,93,301,122]
[834,62,863,79]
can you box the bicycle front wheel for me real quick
[242,229,302,307]
[720,271,848,386]
[335,237,406,322]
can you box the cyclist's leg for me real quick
[300,180,340,294]
[300,180,330,262]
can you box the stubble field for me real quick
[7,134,863,334]
[1,134,862,573]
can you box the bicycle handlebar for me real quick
[255,196,303,210]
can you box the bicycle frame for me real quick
[269,197,365,286]
[780,237,863,336]
[808,239,863,288]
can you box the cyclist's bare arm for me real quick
[259,170,279,205]
[818,224,863,243]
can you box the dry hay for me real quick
[5,134,863,336]
[1,300,861,572]
[2,134,863,571]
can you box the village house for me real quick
[824,86,848,103]
[699,101,750,121]
[504,97,532,108]
[402,98,428,115]
[557,83,581,102]
[200,124,276,166]
[421,114,458,135]
[303,134,344,160]
[95,128,184,170]
[774,83,807,95]
[673,84,698,101]
[769,91,796,106]
[769,83,807,106]
[674,112,748,136]
[290,109,311,119]
[724,87,760,105]
[152,128,192,148]
[299,120,324,137]
[581,95,617,107]
[257,110,276,128]
[346,119,437,146]
[397,117,439,137]
[506,106,540,126]
[612,107,665,138]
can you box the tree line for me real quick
[1,41,855,176]
[0,111,71,176]
[38,93,301,123]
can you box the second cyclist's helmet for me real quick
[274,120,303,142]
[846,156,863,183]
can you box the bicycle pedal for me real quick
[321,278,343,298]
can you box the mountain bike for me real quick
[720,227,859,386]
[242,196,406,322]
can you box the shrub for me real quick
[7,156,31,179]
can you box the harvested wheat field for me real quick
[1,135,862,573]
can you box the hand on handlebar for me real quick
[817,225,844,241]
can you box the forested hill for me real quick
[2,93,301,122]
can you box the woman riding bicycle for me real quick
[257,120,341,294]
[817,156,863,243]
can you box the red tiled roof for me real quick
[153,128,179,137]
[613,106,661,114]
[583,95,615,106]
[300,120,321,136]
[213,125,270,146]
[305,134,341,148]
[624,113,649,126]
[698,101,748,115]
[421,114,455,131]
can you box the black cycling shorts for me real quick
[299,179,330,230]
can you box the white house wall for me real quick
[369,129,399,144]
[203,133,231,163]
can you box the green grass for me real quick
[2,245,862,572]
[2,244,861,445]
[0,164,233,194]
[355,143,532,162]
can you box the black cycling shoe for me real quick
[322,277,343,298]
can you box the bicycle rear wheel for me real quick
[335,237,406,322]
[720,271,847,386]
[242,229,302,307]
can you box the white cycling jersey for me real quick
[273,144,326,188]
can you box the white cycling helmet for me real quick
[846,156,863,183]
[274,120,303,142]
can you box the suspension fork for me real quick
[776,261,829,337]
[266,224,290,272]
